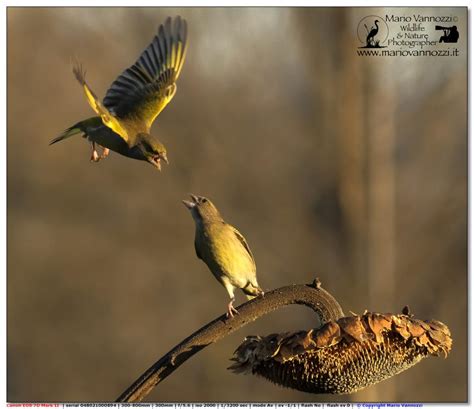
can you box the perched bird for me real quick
[50,16,188,170]
[183,195,264,318]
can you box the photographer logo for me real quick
[356,12,461,57]
[436,25,459,43]
[357,16,389,48]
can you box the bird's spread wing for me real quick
[231,226,256,265]
[72,63,130,144]
[103,16,188,130]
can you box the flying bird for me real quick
[50,16,188,170]
[183,195,264,318]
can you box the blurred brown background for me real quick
[7,7,467,402]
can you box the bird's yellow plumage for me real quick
[54,16,188,170]
[183,195,264,318]
[74,66,130,143]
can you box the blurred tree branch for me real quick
[116,280,344,402]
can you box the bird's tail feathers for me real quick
[243,282,264,299]
[49,123,83,145]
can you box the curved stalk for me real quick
[116,279,344,402]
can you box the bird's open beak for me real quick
[147,153,168,170]
[182,194,199,209]
[147,156,162,171]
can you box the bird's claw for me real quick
[100,147,110,159]
[90,141,101,162]
[226,303,239,319]
[90,150,100,162]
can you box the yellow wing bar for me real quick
[72,63,130,144]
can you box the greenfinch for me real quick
[50,16,188,171]
[183,195,264,318]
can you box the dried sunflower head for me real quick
[229,310,452,394]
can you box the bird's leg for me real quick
[90,141,100,162]
[223,281,239,319]
[100,146,110,159]
[227,297,239,318]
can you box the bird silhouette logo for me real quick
[357,16,389,48]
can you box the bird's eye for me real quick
[202,198,208,203]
